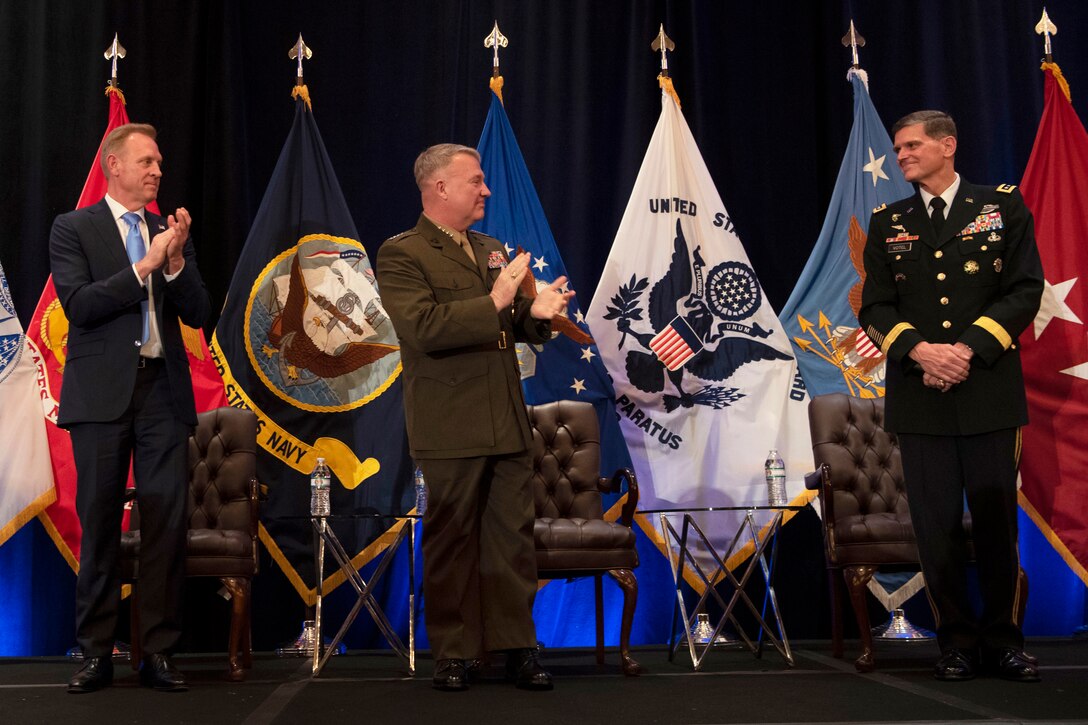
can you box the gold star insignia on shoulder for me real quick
[873,203,888,214]
[996,184,1017,194]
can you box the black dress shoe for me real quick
[934,649,977,681]
[432,659,468,691]
[67,656,113,694]
[993,648,1041,682]
[506,648,553,691]
[139,653,188,692]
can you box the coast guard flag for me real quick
[0,259,56,546]
[586,86,813,565]
[1019,63,1088,585]
[779,70,913,398]
[210,95,412,601]
[473,91,631,474]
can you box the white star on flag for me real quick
[504,242,514,256]
[570,378,586,394]
[863,147,889,186]
[1060,356,1088,381]
[532,256,549,273]
[1034,277,1082,339]
[574,310,585,324]
[580,347,596,362]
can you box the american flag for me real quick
[649,316,703,370]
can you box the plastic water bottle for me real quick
[414,465,428,515]
[310,457,331,517]
[764,449,787,507]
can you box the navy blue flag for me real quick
[779,71,913,398]
[211,97,412,601]
[474,91,632,474]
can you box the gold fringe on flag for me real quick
[291,83,312,111]
[490,75,504,104]
[658,73,681,109]
[104,84,127,106]
[1042,62,1072,102]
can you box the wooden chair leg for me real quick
[828,567,844,659]
[844,565,878,672]
[221,577,250,681]
[607,568,642,676]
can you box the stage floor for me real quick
[0,638,1085,724]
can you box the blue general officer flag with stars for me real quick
[779,71,914,398]
[474,90,632,474]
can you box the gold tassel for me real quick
[104,84,127,106]
[1042,61,1072,103]
[291,83,313,111]
[658,73,681,109]
[490,75,504,104]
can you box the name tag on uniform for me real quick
[886,242,913,253]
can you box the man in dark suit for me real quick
[376,144,573,691]
[51,123,211,693]
[860,111,1043,682]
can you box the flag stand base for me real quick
[872,608,934,640]
[274,619,346,657]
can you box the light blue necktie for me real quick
[122,211,149,343]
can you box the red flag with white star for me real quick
[1018,64,1088,584]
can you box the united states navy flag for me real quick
[778,70,913,398]
[473,90,631,475]
[210,95,412,601]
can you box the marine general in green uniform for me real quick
[859,110,1044,683]
[376,143,574,692]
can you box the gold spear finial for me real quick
[651,23,675,77]
[841,20,866,69]
[1035,9,1057,62]
[103,33,126,89]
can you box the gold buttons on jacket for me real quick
[934,250,944,258]
[940,297,949,305]
[937,272,947,281]
[942,321,952,329]
[981,245,989,251]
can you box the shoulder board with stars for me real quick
[384,230,412,243]
[996,184,1017,194]
[872,203,888,214]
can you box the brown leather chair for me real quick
[121,406,259,681]
[807,392,1026,672]
[527,400,642,676]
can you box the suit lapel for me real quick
[88,199,131,269]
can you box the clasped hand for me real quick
[910,341,973,393]
[489,252,575,319]
[135,207,191,278]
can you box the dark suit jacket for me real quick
[49,198,211,427]
[376,214,551,459]
[859,181,1044,435]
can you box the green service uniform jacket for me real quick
[859,181,1044,435]
[375,214,551,459]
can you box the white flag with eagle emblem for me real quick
[586,89,813,547]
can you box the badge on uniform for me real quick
[994,258,1003,272]
[958,211,1004,236]
[964,260,979,274]
[887,242,913,253]
[487,251,508,269]
[987,231,1002,243]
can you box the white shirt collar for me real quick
[104,194,145,224]
[918,173,960,216]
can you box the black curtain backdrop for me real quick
[2,0,1087,654]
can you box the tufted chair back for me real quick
[122,406,259,681]
[808,393,917,566]
[526,400,643,676]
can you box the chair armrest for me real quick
[813,463,835,524]
[598,467,639,527]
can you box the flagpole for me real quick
[289,33,313,110]
[484,21,508,102]
[651,24,680,108]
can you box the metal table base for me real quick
[654,507,794,671]
[311,516,417,676]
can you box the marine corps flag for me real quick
[0,258,56,545]
[586,83,813,567]
[473,90,631,475]
[779,70,913,397]
[1018,63,1088,584]
[27,85,226,570]
[210,93,412,601]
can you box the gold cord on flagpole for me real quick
[1041,62,1071,103]
[658,74,681,109]
[104,84,127,106]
